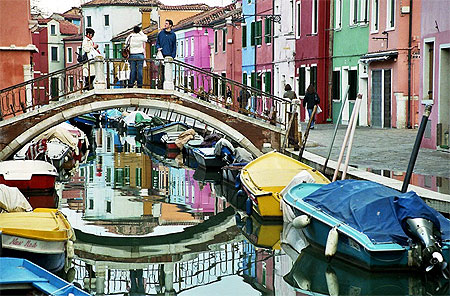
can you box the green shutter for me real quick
[251,72,256,88]
[250,22,255,46]
[256,21,262,45]
[242,26,247,48]
[265,72,271,93]
[265,18,271,44]
[243,73,247,85]
[151,44,156,57]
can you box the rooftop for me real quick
[82,0,162,7]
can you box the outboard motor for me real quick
[406,218,449,278]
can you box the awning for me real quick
[360,50,398,63]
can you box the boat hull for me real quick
[193,148,226,168]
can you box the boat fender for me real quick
[325,267,339,296]
[292,215,310,229]
[246,198,253,216]
[325,227,339,258]
[66,240,75,258]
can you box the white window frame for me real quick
[422,38,435,105]
[371,0,379,33]
[296,1,301,38]
[51,46,58,62]
[311,0,318,34]
[185,38,189,57]
[67,47,73,63]
[50,24,56,35]
[360,0,369,24]
[335,0,342,29]
[290,0,295,33]
[386,0,395,30]
[349,0,358,26]
[191,37,194,56]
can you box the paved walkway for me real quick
[301,124,450,179]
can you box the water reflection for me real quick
[59,127,448,295]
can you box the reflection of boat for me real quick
[236,214,282,250]
[240,151,329,219]
[284,246,449,296]
[282,180,450,273]
[193,166,222,183]
[0,160,59,208]
[0,208,75,273]
[222,163,246,185]
[0,258,89,296]
[193,147,227,168]
[121,111,152,135]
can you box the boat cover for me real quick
[303,180,450,245]
[0,184,32,212]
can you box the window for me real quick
[180,40,184,57]
[264,18,271,44]
[256,73,262,90]
[332,70,340,100]
[214,31,218,53]
[335,0,342,29]
[77,46,82,57]
[312,0,318,34]
[350,0,358,26]
[298,67,306,95]
[185,38,189,57]
[360,0,369,24]
[423,41,434,101]
[371,0,379,31]
[89,199,93,210]
[136,168,142,187]
[113,43,122,58]
[50,24,56,35]
[67,47,73,63]
[296,1,301,37]
[264,72,271,93]
[243,72,248,85]
[191,37,194,56]
[387,0,395,29]
[213,76,219,95]
[256,20,262,45]
[221,73,226,96]
[51,77,58,98]
[251,72,256,88]
[124,166,130,185]
[250,22,256,46]
[290,0,295,32]
[106,201,111,213]
[348,69,358,100]
[51,46,58,61]
[68,76,74,92]
[104,44,110,59]
[104,15,109,26]
[86,16,91,28]
[106,167,112,185]
[222,29,227,52]
[242,25,247,47]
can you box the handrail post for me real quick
[93,56,106,90]
[163,57,174,90]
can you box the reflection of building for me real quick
[62,173,85,212]
[151,162,169,196]
[169,167,186,205]
[185,170,214,213]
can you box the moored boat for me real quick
[240,151,329,219]
[143,122,188,143]
[282,179,450,274]
[0,208,75,273]
[192,147,228,168]
[0,160,59,208]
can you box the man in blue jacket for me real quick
[156,19,176,88]
[156,19,176,58]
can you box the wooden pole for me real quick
[281,100,299,153]
[341,96,362,180]
[299,105,318,160]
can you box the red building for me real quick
[0,0,37,91]
[295,0,330,123]
[32,20,49,78]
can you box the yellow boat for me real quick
[237,214,282,250]
[240,151,329,219]
[0,208,75,273]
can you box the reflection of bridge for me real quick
[71,207,260,295]
[0,58,292,160]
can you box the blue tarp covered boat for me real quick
[282,179,450,273]
[0,257,89,295]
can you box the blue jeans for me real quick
[129,53,144,88]
[307,108,315,127]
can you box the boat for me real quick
[240,151,329,219]
[192,147,228,168]
[143,122,188,143]
[0,257,89,296]
[0,208,75,274]
[282,179,450,274]
[0,160,59,208]
[283,246,449,296]
[121,111,152,135]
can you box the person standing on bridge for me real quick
[156,19,176,88]
[82,28,100,90]
[126,26,148,88]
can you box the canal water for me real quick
[60,127,449,295]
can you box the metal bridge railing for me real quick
[0,58,291,128]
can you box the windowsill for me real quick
[384,27,395,32]
[334,27,342,32]
[370,30,379,34]
[421,99,433,105]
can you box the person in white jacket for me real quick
[82,28,101,90]
[125,26,148,88]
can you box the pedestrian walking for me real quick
[238,87,250,113]
[303,84,320,129]
[125,26,148,88]
[156,19,176,88]
[82,28,100,90]
[226,86,232,109]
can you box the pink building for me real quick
[366,0,421,129]
[32,23,49,78]
[0,0,37,91]
[63,34,82,68]
[255,0,273,95]
[420,1,450,151]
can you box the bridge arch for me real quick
[0,91,263,160]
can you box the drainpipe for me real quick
[327,0,334,121]
[407,0,413,128]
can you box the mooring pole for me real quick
[401,104,432,193]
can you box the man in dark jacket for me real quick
[156,19,176,58]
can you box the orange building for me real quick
[0,0,37,90]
